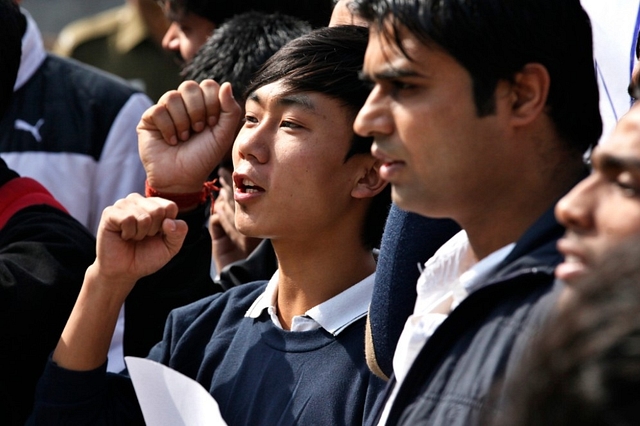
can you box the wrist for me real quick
[84,263,135,305]
[145,179,218,212]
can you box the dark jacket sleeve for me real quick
[26,207,221,426]
[0,205,96,426]
[27,359,143,426]
[27,291,227,426]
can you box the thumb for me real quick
[209,214,228,241]
[162,218,188,256]
[219,82,242,118]
[214,82,242,149]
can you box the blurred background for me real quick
[22,0,121,47]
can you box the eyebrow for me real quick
[594,152,640,174]
[246,91,317,113]
[359,67,422,82]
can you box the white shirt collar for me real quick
[414,230,475,314]
[414,230,515,312]
[245,271,375,336]
[390,231,515,387]
[16,9,47,92]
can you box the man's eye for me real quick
[281,121,300,129]
[244,115,258,124]
[616,173,640,197]
[390,80,416,91]
[618,182,640,197]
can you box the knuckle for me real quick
[159,90,180,104]
[178,80,199,92]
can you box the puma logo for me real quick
[15,118,44,142]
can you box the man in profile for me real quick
[352,0,601,424]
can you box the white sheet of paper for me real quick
[580,0,640,143]
[125,356,227,426]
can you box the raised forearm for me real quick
[52,264,133,371]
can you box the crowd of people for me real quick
[3,0,640,425]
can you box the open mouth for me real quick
[235,177,265,194]
[555,238,590,282]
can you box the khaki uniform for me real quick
[53,3,181,101]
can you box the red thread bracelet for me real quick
[145,179,219,211]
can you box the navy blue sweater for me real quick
[29,281,385,425]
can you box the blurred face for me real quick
[354,25,508,220]
[555,103,640,283]
[232,82,365,241]
[161,9,215,62]
[135,0,171,45]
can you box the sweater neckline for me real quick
[251,314,359,353]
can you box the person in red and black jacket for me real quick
[0,159,96,426]
[0,2,97,424]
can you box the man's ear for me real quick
[351,157,388,199]
[505,63,550,127]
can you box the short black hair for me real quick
[160,0,333,28]
[0,0,24,117]
[354,0,602,155]
[246,26,391,250]
[182,12,312,102]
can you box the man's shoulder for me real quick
[391,276,559,426]
[494,205,565,281]
[388,211,564,425]
[159,281,269,354]
[0,203,94,246]
[170,281,269,323]
[42,53,142,99]
[0,176,68,230]
[2,55,150,160]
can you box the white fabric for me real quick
[14,9,46,92]
[246,271,375,336]
[89,93,149,233]
[108,307,126,373]
[393,231,473,384]
[580,0,640,144]
[378,232,514,425]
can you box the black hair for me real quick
[246,25,372,156]
[159,0,333,28]
[246,26,391,250]
[353,0,602,155]
[182,12,312,101]
[0,0,24,117]
[491,237,640,426]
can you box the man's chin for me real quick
[391,187,429,216]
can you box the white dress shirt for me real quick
[378,231,514,425]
